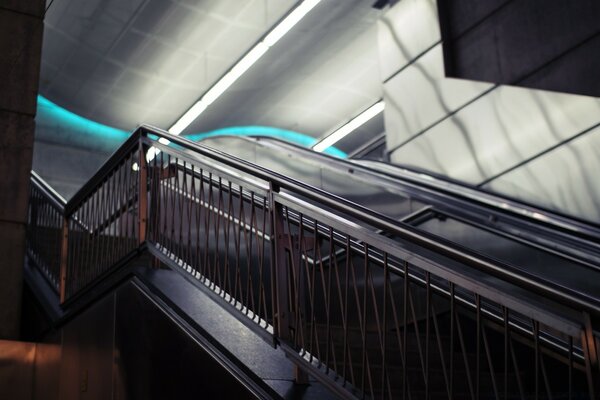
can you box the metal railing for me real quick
[27,171,66,292]
[26,126,600,399]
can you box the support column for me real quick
[0,0,45,339]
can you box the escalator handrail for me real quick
[238,135,600,242]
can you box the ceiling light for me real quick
[313,101,385,152]
[263,0,321,47]
[203,43,269,107]
[166,0,322,136]
[169,101,208,135]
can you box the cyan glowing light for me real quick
[36,95,347,157]
[186,126,347,158]
[37,95,130,145]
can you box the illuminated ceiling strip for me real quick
[167,0,322,136]
[312,101,385,152]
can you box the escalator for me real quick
[199,135,600,303]
[23,126,600,399]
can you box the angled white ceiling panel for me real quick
[40,0,299,130]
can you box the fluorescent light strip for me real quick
[263,0,321,47]
[313,101,385,152]
[167,0,322,136]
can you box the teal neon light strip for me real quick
[186,126,347,158]
[37,95,130,143]
[36,95,347,158]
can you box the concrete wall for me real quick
[0,0,46,339]
[378,0,600,222]
[438,0,600,97]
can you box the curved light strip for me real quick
[185,126,347,158]
[35,95,346,157]
[37,95,129,145]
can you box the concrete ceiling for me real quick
[39,0,384,141]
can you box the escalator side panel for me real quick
[114,281,268,400]
[32,274,274,400]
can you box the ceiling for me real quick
[39,0,384,141]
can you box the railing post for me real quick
[270,185,290,343]
[270,184,310,385]
[582,313,600,399]
[59,216,68,303]
[138,141,148,244]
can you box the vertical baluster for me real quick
[178,161,186,262]
[382,253,388,399]
[568,336,573,400]
[326,227,334,374]
[403,261,408,400]
[476,294,481,399]
[106,167,116,266]
[270,186,288,342]
[212,177,223,290]
[187,165,196,274]
[83,194,93,289]
[361,243,368,398]
[425,271,430,400]
[343,235,353,386]
[450,282,455,400]
[534,319,539,400]
[59,216,69,302]
[138,142,148,244]
[295,212,305,353]
[260,196,269,323]
[581,313,599,400]
[116,159,126,262]
[98,174,110,273]
[504,307,509,400]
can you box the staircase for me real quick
[21,126,600,399]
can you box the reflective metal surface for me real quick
[483,125,600,222]
[353,158,600,241]
[417,215,600,299]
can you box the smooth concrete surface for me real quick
[0,111,36,221]
[0,0,45,339]
[31,333,61,400]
